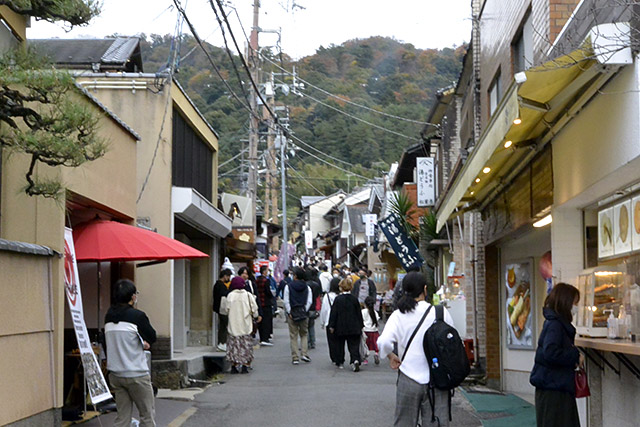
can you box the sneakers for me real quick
[351,360,360,372]
[374,354,380,365]
[217,343,227,352]
[336,363,344,369]
[363,359,369,365]
[230,366,239,374]
[292,360,300,365]
[241,365,249,374]
[301,355,311,363]
[260,341,274,346]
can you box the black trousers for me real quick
[326,328,339,364]
[335,334,361,365]
[535,388,579,427]
[217,313,228,345]
[258,305,273,342]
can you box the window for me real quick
[512,12,533,74]
[488,70,501,116]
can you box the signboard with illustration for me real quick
[64,228,112,404]
[416,157,435,207]
[505,259,535,350]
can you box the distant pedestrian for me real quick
[277,269,292,298]
[213,268,232,352]
[284,267,312,365]
[319,263,333,294]
[104,279,157,427]
[530,283,583,427]
[256,265,275,346]
[377,272,455,426]
[306,268,322,349]
[362,296,381,365]
[320,277,341,365]
[328,276,364,372]
[352,267,377,305]
[220,277,261,374]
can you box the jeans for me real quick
[287,316,309,361]
[109,373,156,427]
[308,312,317,347]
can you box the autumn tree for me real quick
[0,0,104,198]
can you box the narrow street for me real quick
[183,317,482,426]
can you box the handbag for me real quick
[575,367,590,398]
[360,332,370,359]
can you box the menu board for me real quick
[614,200,632,255]
[599,208,614,258]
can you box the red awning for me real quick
[73,220,208,262]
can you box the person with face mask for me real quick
[351,267,377,305]
[530,283,584,427]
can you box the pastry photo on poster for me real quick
[632,196,640,252]
[614,200,632,255]
[598,207,614,258]
[505,259,534,350]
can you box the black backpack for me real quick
[423,304,470,390]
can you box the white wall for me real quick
[553,63,640,208]
[500,228,551,395]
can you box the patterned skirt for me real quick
[226,334,254,365]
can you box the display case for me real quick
[576,267,631,337]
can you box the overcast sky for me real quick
[28,0,472,59]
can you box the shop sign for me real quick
[416,157,435,207]
[364,214,377,237]
[305,230,313,249]
[379,213,423,270]
[233,226,255,243]
[64,228,112,404]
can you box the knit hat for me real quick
[230,276,246,291]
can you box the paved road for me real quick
[183,315,482,427]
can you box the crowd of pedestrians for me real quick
[210,257,585,427]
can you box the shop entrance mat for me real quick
[460,388,536,427]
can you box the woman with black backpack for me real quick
[377,272,456,426]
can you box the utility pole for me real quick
[280,130,288,263]
[247,0,260,239]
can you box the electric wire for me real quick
[257,49,436,126]
[208,0,250,102]
[289,141,370,180]
[276,76,419,141]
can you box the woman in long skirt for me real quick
[220,276,261,374]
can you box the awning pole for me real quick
[97,261,101,337]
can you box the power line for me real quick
[219,147,249,168]
[278,77,418,142]
[208,0,250,102]
[258,50,437,126]
[290,142,370,179]
[288,164,327,197]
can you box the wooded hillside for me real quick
[140,35,464,202]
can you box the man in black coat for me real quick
[329,279,364,371]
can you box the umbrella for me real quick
[72,219,208,329]
[73,219,208,262]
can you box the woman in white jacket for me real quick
[377,272,455,426]
[320,278,341,366]
[220,276,261,374]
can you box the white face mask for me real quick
[571,305,578,319]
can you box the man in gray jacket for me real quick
[105,279,157,427]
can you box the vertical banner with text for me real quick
[64,228,112,404]
[379,213,424,271]
[416,157,435,207]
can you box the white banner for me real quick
[304,230,313,249]
[417,157,435,207]
[364,214,377,237]
[64,228,112,404]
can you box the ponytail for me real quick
[364,296,378,327]
[397,272,427,313]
